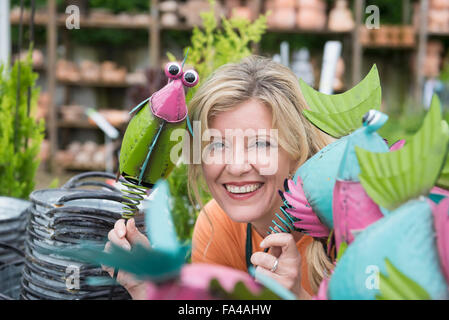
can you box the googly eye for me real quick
[165,62,182,79]
[363,109,388,133]
[182,70,199,87]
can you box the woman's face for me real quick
[201,99,296,228]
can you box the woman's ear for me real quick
[288,158,299,179]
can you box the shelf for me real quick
[10,12,153,30]
[428,31,449,37]
[58,119,127,130]
[57,79,131,88]
[266,27,353,35]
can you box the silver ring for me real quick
[270,259,279,273]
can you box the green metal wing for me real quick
[376,259,431,300]
[355,95,449,210]
[300,65,381,138]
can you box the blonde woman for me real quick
[105,55,334,299]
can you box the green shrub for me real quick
[0,51,45,199]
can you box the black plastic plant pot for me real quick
[20,172,145,300]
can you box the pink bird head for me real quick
[150,61,199,123]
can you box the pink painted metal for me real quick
[147,263,261,300]
[332,180,383,251]
[432,197,449,284]
[150,79,187,123]
[283,177,330,238]
[389,139,406,151]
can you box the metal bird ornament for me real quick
[267,63,449,299]
[119,54,198,189]
[324,95,449,300]
[269,65,391,245]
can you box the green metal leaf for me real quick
[299,65,381,137]
[376,259,431,300]
[355,95,449,210]
[336,241,348,262]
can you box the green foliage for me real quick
[181,0,268,103]
[167,0,267,241]
[376,259,431,300]
[0,51,45,199]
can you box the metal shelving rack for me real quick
[10,0,448,171]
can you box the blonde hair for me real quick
[186,55,333,294]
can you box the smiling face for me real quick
[201,99,297,232]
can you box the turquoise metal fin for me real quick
[129,96,151,115]
[186,113,194,137]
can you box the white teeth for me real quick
[225,183,262,194]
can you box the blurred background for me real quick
[2,0,449,239]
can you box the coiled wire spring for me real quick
[120,175,149,219]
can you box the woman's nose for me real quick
[225,149,253,176]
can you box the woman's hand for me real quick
[103,218,151,300]
[250,232,308,299]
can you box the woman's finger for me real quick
[260,233,297,256]
[250,251,278,271]
[107,228,131,251]
[125,218,150,248]
[254,265,282,284]
[114,219,127,238]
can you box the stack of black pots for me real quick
[20,172,146,300]
[0,197,30,300]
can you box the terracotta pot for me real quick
[297,8,326,30]
[80,60,101,82]
[297,0,325,10]
[272,8,296,29]
[231,6,253,20]
[159,0,178,12]
[161,12,179,27]
[275,0,297,8]
[428,9,449,32]
[328,0,354,32]
[401,26,415,46]
[388,26,401,46]
[372,26,389,46]
[430,0,449,9]
[359,26,372,46]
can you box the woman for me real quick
[105,56,334,299]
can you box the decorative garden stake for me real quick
[109,52,198,298]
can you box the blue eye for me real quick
[255,140,270,148]
[209,141,225,150]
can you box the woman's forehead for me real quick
[208,99,273,131]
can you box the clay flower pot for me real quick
[275,0,297,8]
[401,26,415,46]
[272,8,296,29]
[231,7,253,20]
[297,8,326,30]
[359,26,372,46]
[372,26,390,46]
[328,0,355,32]
[388,26,401,46]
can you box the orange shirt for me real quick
[191,198,314,296]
